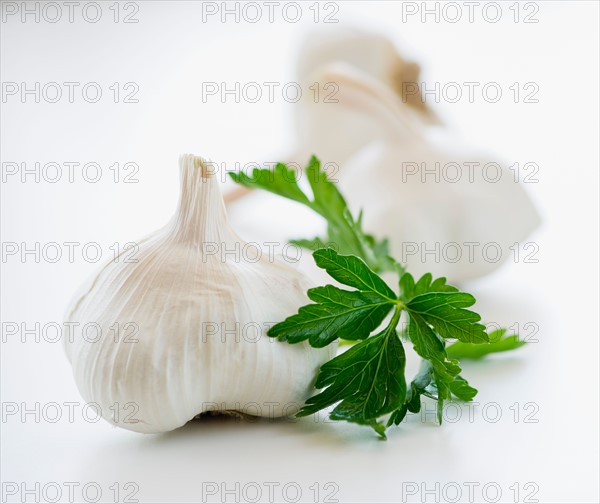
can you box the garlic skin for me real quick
[64,155,334,433]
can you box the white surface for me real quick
[1,2,599,503]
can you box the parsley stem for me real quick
[387,305,403,338]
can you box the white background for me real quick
[1,1,599,503]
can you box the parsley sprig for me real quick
[272,249,484,438]
[230,156,397,274]
[231,156,525,438]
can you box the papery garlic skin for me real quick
[64,155,334,433]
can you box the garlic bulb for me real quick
[287,30,539,282]
[64,154,334,433]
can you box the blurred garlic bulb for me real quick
[64,154,334,433]
[289,29,539,281]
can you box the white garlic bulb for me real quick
[64,154,334,433]
[286,30,539,282]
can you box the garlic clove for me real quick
[64,154,335,433]
[290,29,436,168]
[296,28,437,121]
[290,62,425,172]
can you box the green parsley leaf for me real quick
[297,310,406,439]
[448,376,478,401]
[405,314,464,423]
[268,285,394,347]
[406,292,488,344]
[392,272,487,425]
[305,156,347,223]
[289,237,329,251]
[230,162,310,206]
[312,249,396,300]
[399,272,458,299]
[387,360,434,426]
[446,328,526,359]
